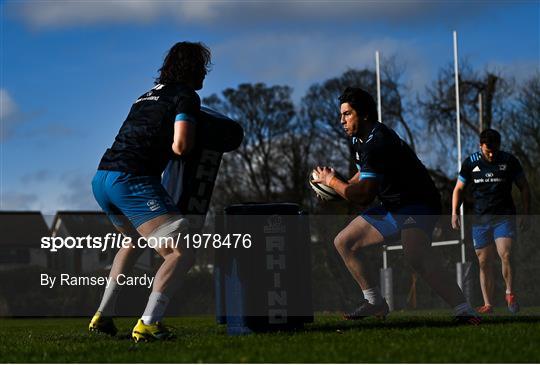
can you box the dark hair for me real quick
[338,87,378,122]
[156,42,212,85]
[480,128,501,148]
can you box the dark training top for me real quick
[352,123,441,212]
[98,83,200,176]
[459,151,524,215]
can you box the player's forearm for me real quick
[452,187,463,215]
[172,121,195,155]
[172,133,194,155]
[329,177,374,205]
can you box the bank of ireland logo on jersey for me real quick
[147,199,160,212]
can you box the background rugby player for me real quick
[89,42,211,341]
[313,87,479,324]
[452,129,531,314]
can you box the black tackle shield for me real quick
[162,106,243,231]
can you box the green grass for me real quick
[1,309,540,363]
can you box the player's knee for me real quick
[477,256,492,270]
[333,234,346,255]
[499,251,511,263]
[333,233,355,256]
[334,233,362,256]
[147,216,190,249]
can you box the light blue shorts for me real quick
[91,170,179,228]
[361,203,440,241]
[472,217,516,250]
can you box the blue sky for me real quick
[1,0,539,214]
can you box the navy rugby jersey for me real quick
[352,123,440,212]
[458,151,524,215]
[98,83,200,176]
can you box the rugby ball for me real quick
[309,170,343,201]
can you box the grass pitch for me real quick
[1,309,539,363]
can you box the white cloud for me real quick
[210,33,431,99]
[0,88,74,142]
[0,89,22,142]
[8,0,218,28]
[3,170,99,214]
[0,191,39,210]
[0,89,17,120]
[20,169,53,185]
[58,171,100,211]
[7,1,501,29]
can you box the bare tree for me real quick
[419,61,514,172]
[505,73,540,212]
[203,83,318,207]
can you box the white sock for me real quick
[97,279,121,316]
[362,287,384,305]
[454,302,475,316]
[506,289,512,294]
[141,292,170,324]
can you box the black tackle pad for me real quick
[162,106,243,231]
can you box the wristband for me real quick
[175,113,196,124]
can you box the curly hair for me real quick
[338,87,378,122]
[156,42,212,85]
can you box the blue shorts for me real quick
[91,170,180,228]
[361,204,440,241]
[472,216,516,250]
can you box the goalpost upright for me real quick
[375,50,382,123]
[453,31,467,265]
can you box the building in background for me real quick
[0,211,50,270]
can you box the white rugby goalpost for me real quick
[375,50,382,123]
[375,32,471,311]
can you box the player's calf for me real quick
[132,216,192,341]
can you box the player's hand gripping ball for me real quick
[309,168,344,201]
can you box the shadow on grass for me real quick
[305,315,540,333]
[106,315,540,339]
